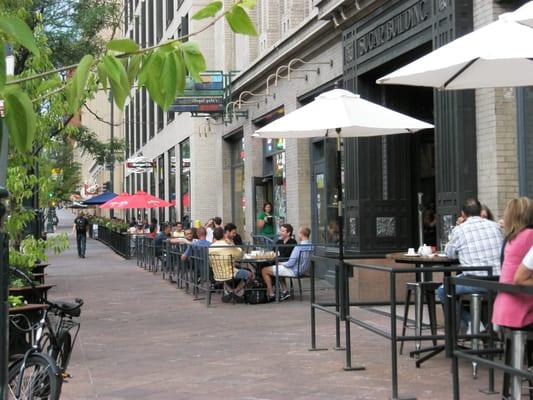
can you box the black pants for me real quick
[76,233,86,257]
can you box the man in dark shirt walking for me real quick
[73,212,89,258]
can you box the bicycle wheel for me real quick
[8,353,61,400]
[51,332,72,374]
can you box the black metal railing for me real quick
[96,225,132,259]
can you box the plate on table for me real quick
[403,253,420,257]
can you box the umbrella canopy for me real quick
[100,191,171,209]
[253,89,433,138]
[99,192,131,209]
[253,88,433,325]
[376,13,533,90]
[83,191,118,205]
[510,1,533,28]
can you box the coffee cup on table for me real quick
[407,247,416,255]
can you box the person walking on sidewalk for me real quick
[73,211,89,258]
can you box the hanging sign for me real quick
[169,73,225,114]
[126,156,155,174]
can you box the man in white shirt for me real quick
[436,198,503,329]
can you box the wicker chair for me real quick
[207,254,236,305]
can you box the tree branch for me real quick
[7,0,245,86]
[83,103,123,127]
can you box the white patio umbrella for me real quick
[376,10,533,90]
[510,0,533,28]
[253,88,433,322]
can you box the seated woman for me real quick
[262,226,312,302]
[492,197,533,329]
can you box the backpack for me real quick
[244,279,268,304]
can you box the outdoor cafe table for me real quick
[387,252,458,363]
[341,261,492,400]
[387,252,458,281]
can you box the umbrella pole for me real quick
[336,129,364,372]
[336,130,345,321]
[417,192,424,248]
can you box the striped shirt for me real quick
[445,216,503,276]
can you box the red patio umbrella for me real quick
[100,191,171,209]
[99,192,131,209]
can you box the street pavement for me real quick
[47,209,498,399]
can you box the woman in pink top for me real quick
[492,197,533,328]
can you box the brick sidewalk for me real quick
[47,209,498,399]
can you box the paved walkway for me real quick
[47,209,497,399]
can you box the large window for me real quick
[158,154,165,223]
[230,136,245,231]
[166,0,174,28]
[148,0,154,46]
[150,166,156,220]
[168,147,176,223]
[179,139,190,226]
[135,91,140,151]
[149,99,155,139]
[141,1,146,47]
[141,88,147,145]
[267,139,287,227]
[157,105,164,132]
[125,105,130,158]
[129,103,135,154]
[156,0,163,42]
[311,139,340,246]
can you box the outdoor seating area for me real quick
[133,235,319,306]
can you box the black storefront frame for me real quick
[225,130,245,232]
[302,80,343,248]
[341,0,476,254]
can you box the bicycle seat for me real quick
[51,299,83,317]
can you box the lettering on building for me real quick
[357,0,429,57]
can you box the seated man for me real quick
[181,227,211,262]
[262,226,313,302]
[436,198,503,331]
[209,227,252,302]
[154,223,171,258]
[275,223,297,260]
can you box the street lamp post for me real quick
[0,43,15,399]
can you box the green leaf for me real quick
[160,52,178,110]
[35,77,61,96]
[240,0,257,10]
[66,54,94,114]
[127,54,142,87]
[225,5,258,36]
[174,52,186,94]
[181,41,206,82]
[137,52,154,87]
[3,86,36,152]
[192,1,223,20]
[106,38,140,53]
[144,52,165,106]
[101,55,130,109]
[0,45,5,91]
[0,17,40,56]
[97,62,108,90]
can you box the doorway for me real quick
[253,176,273,235]
[358,43,436,247]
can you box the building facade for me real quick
[95,0,531,251]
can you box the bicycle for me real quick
[8,266,84,399]
[8,313,62,400]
